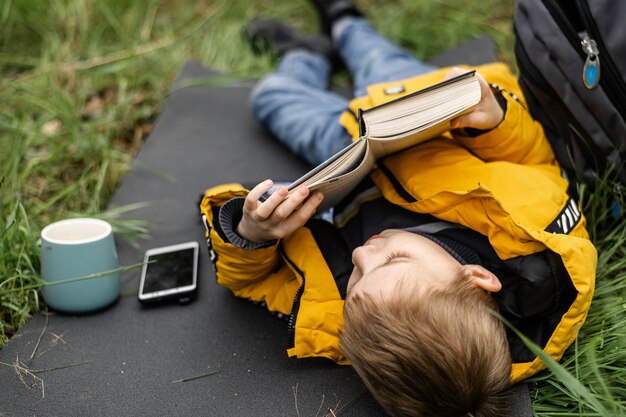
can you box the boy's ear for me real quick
[462,264,502,293]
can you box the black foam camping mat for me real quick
[0,38,533,416]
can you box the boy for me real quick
[199,1,597,416]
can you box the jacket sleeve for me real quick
[452,92,558,166]
[199,184,300,315]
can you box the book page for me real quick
[368,104,475,158]
[365,89,478,138]
[362,71,480,159]
[308,142,376,210]
[288,138,367,191]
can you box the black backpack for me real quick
[514,0,626,192]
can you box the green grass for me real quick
[528,178,626,416]
[1,0,625,415]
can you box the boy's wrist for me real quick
[219,197,276,250]
[236,218,263,243]
[490,84,508,122]
[454,87,507,137]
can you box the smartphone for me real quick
[138,241,199,304]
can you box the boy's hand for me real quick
[236,180,324,243]
[446,67,504,131]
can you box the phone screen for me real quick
[142,248,195,294]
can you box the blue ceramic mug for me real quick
[40,218,120,313]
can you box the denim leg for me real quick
[250,50,352,167]
[335,19,437,97]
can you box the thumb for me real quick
[444,66,469,81]
[450,114,468,129]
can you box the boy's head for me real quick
[341,230,512,417]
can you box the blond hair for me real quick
[341,274,511,417]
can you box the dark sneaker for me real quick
[243,18,335,61]
[309,0,363,36]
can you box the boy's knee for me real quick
[249,74,294,119]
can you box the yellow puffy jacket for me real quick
[199,63,597,383]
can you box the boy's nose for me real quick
[352,244,380,273]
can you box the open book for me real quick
[288,70,481,210]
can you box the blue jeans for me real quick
[250,19,437,167]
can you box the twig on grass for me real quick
[13,354,45,398]
[291,384,353,417]
[1,355,93,399]
[29,360,93,374]
[0,354,44,398]
[293,382,301,417]
[323,390,366,417]
[0,313,92,399]
[27,308,49,362]
[323,399,341,417]
[46,332,68,346]
[314,394,326,417]
[2,262,146,294]
[171,370,220,384]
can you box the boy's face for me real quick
[346,230,502,298]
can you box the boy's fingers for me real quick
[256,186,288,220]
[451,114,467,129]
[272,186,310,220]
[453,112,489,130]
[244,180,273,213]
[281,192,324,232]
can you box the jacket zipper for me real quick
[282,246,305,350]
[287,281,304,349]
[378,161,416,204]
